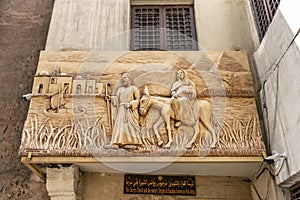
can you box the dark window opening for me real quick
[64,83,69,94]
[291,182,300,200]
[131,5,198,51]
[76,84,81,94]
[38,84,43,94]
[88,86,93,94]
[51,78,57,84]
[251,0,281,40]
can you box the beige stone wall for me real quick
[194,0,255,53]
[251,170,289,200]
[46,0,255,53]
[46,0,131,51]
[82,172,253,199]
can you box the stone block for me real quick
[46,165,80,200]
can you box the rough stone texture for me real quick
[0,0,54,199]
[82,173,253,200]
[253,1,300,187]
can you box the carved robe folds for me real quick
[171,79,198,126]
[110,85,142,147]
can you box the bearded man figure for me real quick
[110,73,143,149]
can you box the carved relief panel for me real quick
[20,51,265,157]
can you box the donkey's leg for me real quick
[185,120,199,149]
[201,118,217,148]
[208,125,217,148]
[198,100,217,148]
[142,127,151,149]
[163,115,173,148]
[153,116,164,147]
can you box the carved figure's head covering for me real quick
[177,69,186,79]
[122,73,133,85]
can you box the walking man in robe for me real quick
[109,73,143,149]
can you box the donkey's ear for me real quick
[144,86,150,96]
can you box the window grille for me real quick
[131,5,198,51]
[291,182,300,200]
[251,0,281,40]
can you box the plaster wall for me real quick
[244,0,260,50]
[45,0,131,50]
[82,172,253,200]
[45,0,255,53]
[253,1,300,186]
[251,170,290,200]
[194,0,255,53]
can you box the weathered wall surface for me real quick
[0,0,53,199]
[45,0,255,53]
[251,170,290,200]
[82,172,253,200]
[194,0,255,53]
[253,0,300,188]
[46,0,131,51]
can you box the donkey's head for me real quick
[139,86,152,116]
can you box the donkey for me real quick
[139,87,217,149]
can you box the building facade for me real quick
[19,0,300,199]
[247,0,300,199]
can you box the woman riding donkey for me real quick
[170,69,198,129]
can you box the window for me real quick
[38,84,43,93]
[88,86,93,94]
[51,78,57,84]
[291,182,300,200]
[64,83,69,94]
[131,5,198,51]
[251,0,281,40]
[76,84,81,94]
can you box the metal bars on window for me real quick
[291,182,300,200]
[132,7,162,50]
[251,0,281,40]
[131,6,197,51]
[165,7,195,50]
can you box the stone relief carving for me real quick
[108,73,143,150]
[19,51,265,156]
[139,84,216,150]
[20,69,264,155]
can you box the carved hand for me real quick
[111,95,117,106]
[190,90,196,99]
[104,95,111,101]
[125,103,131,109]
[171,91,177,98]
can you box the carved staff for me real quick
[105,83,112,132]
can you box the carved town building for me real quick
[19,0,300,199]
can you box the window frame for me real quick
[130,5,198,51]
[291,182,300,200]
[251,0,281,40]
